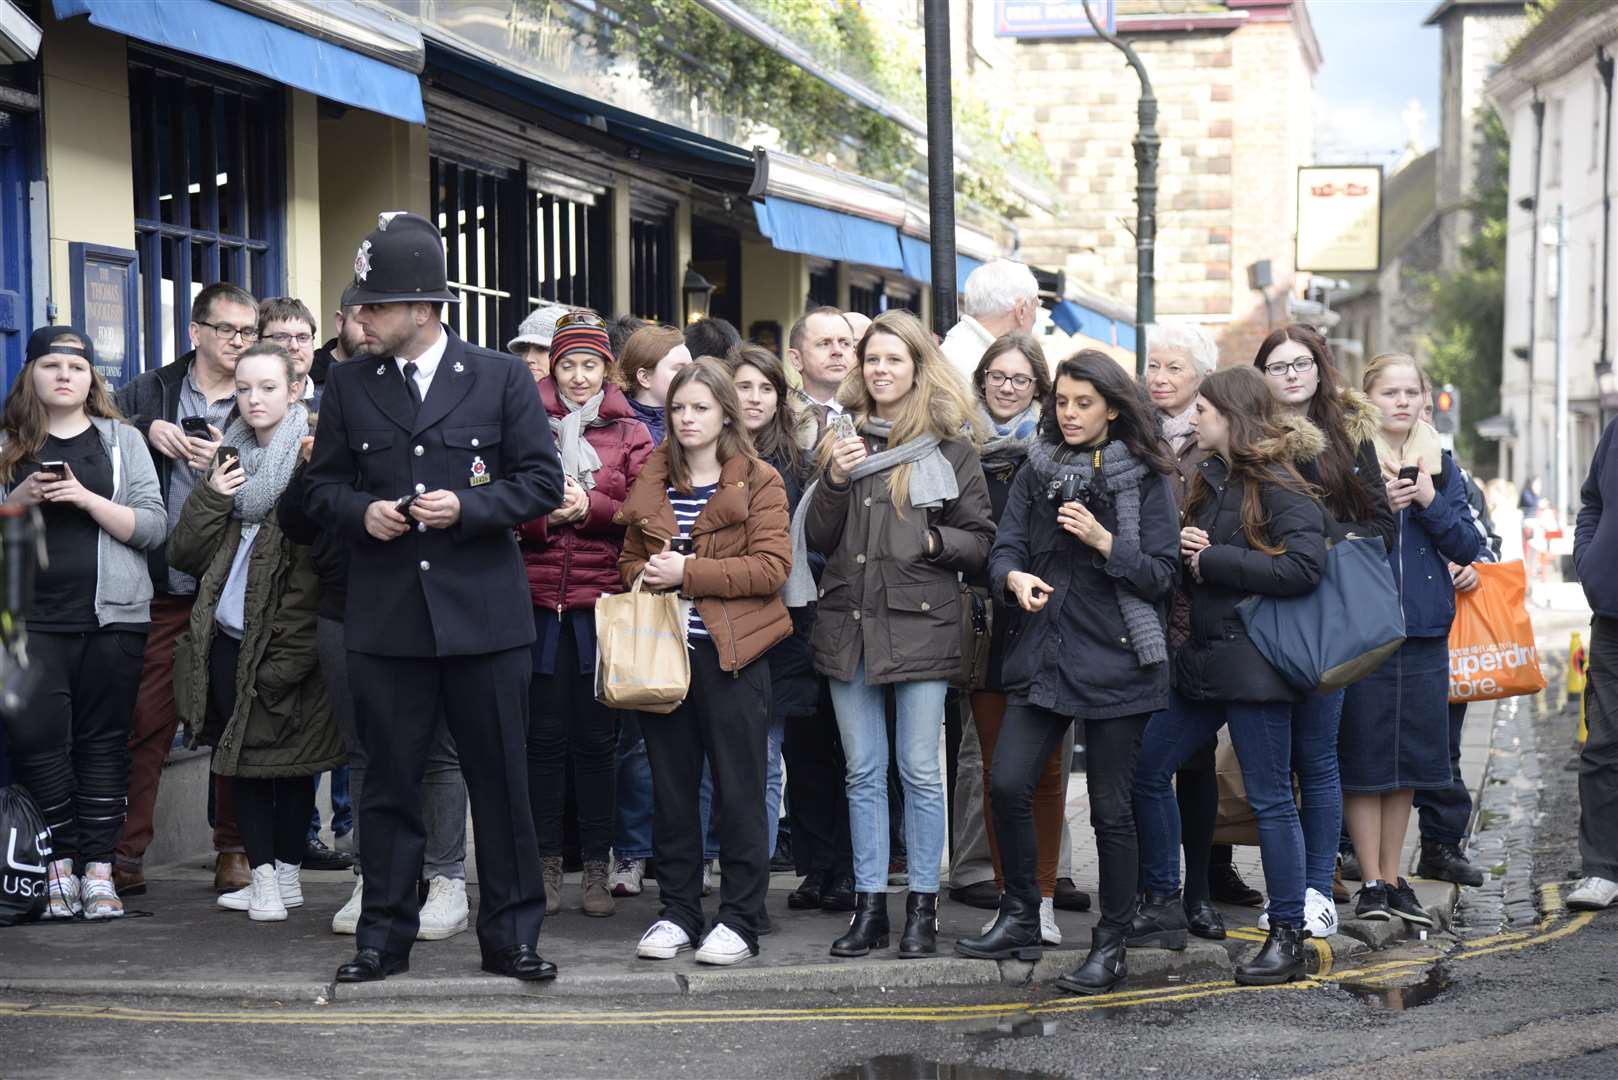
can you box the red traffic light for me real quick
[1436,390,1455,412]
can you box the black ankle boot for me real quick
[955,892,1041,961]
[829,891,889,957]
[897,891,938,958]
[1184,898,1227,940]
[1416,841,1485,887]
[1234,921,1306,986]
[1055,925,1128,996]
[1125,890,1189,950]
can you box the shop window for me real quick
[808,266,838,309]
[129,58,283,374]
[433,156,520,351]
[630,215,674,322]
[529,186,609,312]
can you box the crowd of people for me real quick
[5,210,1615,994]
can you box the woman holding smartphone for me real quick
[169,342,342,922]
[799,309,994,960]
[616,358,792,966]
[0,327,166,919]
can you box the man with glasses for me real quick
[258,297,322,408]
[113,282,259,897]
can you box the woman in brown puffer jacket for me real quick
[615,358,791,968]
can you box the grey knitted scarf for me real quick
[550,388,606,489]
[782,417,958,608]
[220,406,308,524]
[1025,436,1167,666]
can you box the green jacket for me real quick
[168,480,341,778]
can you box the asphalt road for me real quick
[3,661,1614,1079]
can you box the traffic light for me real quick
[1433,384,1460,435]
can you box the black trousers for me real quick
[991,704,1148,930]
[782,680,852,878]
[1580,614,1618,881]
[234,775,316,867]
[1414,702,1473,846]
[527,626,616,862]
[5,628,145,865]
[348,646,543,959]
[1176,739,1220,906]
[641,637,771,948]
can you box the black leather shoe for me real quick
[1126,890,1189,950]
[829,891,889,956]
[1416,841,1485,887]
[481,944,558,981]
[1055,926,1128,996]
[1209,863,1264,907]
[335,947,408,983]
[788,871,825,910]
[304,837,355,873]
[1234,922,1306,986]
[1184,898,1227,941]
[820,873,857,913]
[770,835,795,873]
[897,891,938,958]
[955,893,1042,961]
[1052,877,1091,912]
[947,880,1002,910]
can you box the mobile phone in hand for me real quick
[214,446,241,471]
[831,413,857,442]
[37,460,67,478]
[181,415,211,439]
[394,491,421,515]
[1397,465,1421,484]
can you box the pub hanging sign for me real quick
[68,243,141,389]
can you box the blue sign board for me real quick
[69,243,141,389]
[994,0,1114,38]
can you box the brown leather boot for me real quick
[581,860,615,917]
[113,864,147,897]
[214,852,250,893]
[1332,859,1351,903]
[543,856,563,916]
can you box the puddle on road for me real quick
[1338,963,1453,1011]
[821,1056,1061,1080]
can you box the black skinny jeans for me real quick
[6,628,146,865]
[782,681,852,878]
[641,637,771,949]
[990,704,1149,930]
[526,624,617,862]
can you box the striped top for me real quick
[669,483,718,639]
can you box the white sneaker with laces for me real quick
[1040,897,1062,946]
[275,861,304,908]
[248,864,288,922]
[1304,887,1338,938]
[45,859,81,919]
[1567,876,1618,910]
[637,919,692,960]
[332,878,363,935]
[80,862,124,920]
[417,876,470,940]
[695,922,753,966]
[610,857,644,898]
[702,859,716,897]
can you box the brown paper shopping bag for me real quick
[594,573,690,714]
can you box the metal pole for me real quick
[1598,48,1614,429]
[1085,0,1155,378]
[923,0,957,337]
[1555,205,1569,520]
[1525,97,1545,489]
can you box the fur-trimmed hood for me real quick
[1341,387,1383,447]
[1259,411,1326,464]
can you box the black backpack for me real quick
[0,784,49,926]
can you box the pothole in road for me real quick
[1337,961,1454,1011]
[821,1055,1061,1080]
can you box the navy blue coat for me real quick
[303,328,564,658]
[988,458,1180,719]
[1576,417,1618,618]
[1392,455,1482,637]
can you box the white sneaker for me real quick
[219,862,303,911]
[610,857,644,898]
[1567,876,1618,910]
[80,862,124,920]
[636,919,693,960]
[332,878,363,935]
[417,876,470,940]
[702,859,716,897]
[694,922,753,966]
[45,859,81,919]
[1258,907,1269,930]
[1304,887,1338,938]
[1040,897,1062,946]
[247,864,288,922]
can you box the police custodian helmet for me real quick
[344,211,460,307]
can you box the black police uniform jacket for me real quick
[303,328,564,658]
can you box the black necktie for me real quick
[401,360,422,417]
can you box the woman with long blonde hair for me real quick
[792,309,994,960]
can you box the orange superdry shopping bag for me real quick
[1449,561,1546,703]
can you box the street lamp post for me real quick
[1552,206,1570,520]
[1084,0,1156,379]
[922,0,957,337]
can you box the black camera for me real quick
[1046,473,1108,512]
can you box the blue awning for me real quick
[898,234,982,289]
[53,0,426,125]
[754,198,904,271]
[1051,298,1136,351]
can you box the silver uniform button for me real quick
[852,611,861,620]
[471,438,480,447]
[361,441,369,450]
[417,522,427,533]
[855,554,866,564]
[415,483,426,494]
[414,445,424,457]
[921,601,931,611]
[419,560,431,571]
[863,497,872,507]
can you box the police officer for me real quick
[305,212,564,983]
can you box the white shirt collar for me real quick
[395,323,447,378]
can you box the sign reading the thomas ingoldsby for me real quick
[1295,165,1383,273]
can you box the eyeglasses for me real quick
[554,310,606,330]
[984,371,1035,391]
[198,321,259,344]
[1263,356,1316,378]
[265,332,314,348]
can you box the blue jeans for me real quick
[615,713,718,861]
[307,767,353,842]
[1136,692,1307,927]
[1292,690,1344,897]
[766,716,785,858]
[828,664,947,894]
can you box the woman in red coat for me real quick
[519,313,654,918]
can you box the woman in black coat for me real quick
[1133,366,1328,988]
[955,351,1179,997]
